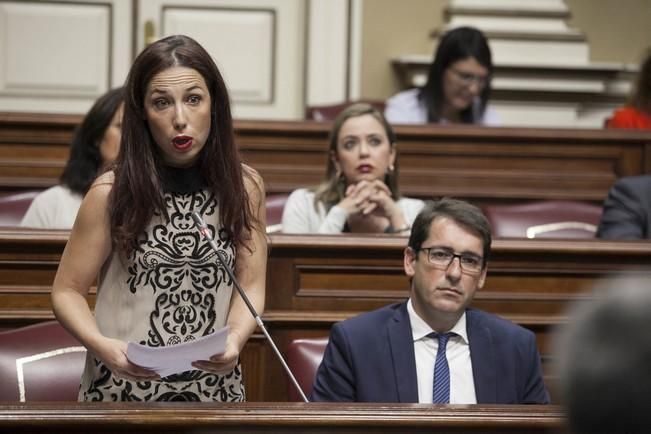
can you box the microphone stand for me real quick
[191,212,309,403]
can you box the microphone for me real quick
[191,212,309,403]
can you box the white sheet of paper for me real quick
[126,326,229,377]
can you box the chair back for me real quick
[483,200,602,239]
[266,193,288,233]
[286,337,328,401]
[0,191,41,227]
[305,100,386,121]
[0,321,86,401]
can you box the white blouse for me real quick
[281,188,425,234]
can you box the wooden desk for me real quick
[0,402,565,434]
[1,229,650,401]
[2,112,651,202]
[265,233,651,312]
[0,229,73,330]
[4,230,650,330]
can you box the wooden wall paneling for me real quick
[393,125,649,202]
[235,121,651,203]
[0,113,78,192]
[240,334,272,402]
[2,114,651,201]
[0,229,65,329]
[236,120,330,195]
[265,234,651,318]
[0,229,96,330]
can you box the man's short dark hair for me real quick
[407,198,491,265]
[559,278,651,434]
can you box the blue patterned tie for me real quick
[431,332,454,404]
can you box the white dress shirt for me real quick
[407,299,477,404]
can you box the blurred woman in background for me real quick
[385,26,497,126]
[21,87,124,229]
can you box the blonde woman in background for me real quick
[282,103,424,234]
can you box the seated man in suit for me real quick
[596,175,651,239]
[311,198,549,403]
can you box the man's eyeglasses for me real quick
[450,68,490,89]
[417,247,484,275]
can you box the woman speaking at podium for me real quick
[51,35,267,402]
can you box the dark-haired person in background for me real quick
[385,26,498,126]
[21,87,124,229]
[311,198,548,403]
[51,35,266,402]
[606,48,651,129]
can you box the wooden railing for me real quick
[2,228,651,401]
[2,112,651,202]
[0,402,566,433]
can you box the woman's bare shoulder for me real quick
[82,171,115,206]
[87,171,115,195]
[242,164,264,194]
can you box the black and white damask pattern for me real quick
[83,190,245,402]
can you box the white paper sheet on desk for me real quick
[126,326,229,377]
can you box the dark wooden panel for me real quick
[0,229,93,329]
[238,122,651,203]
[2,113,651,202]
[0,113,78,191]
[264,234,651,317]
[0,402,565,434]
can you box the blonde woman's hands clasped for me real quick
[338,180,408,232]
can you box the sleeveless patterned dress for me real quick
[79,170,244,401]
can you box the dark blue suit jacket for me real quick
[597,175,651,239]
[311,302,549,404]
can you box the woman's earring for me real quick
[388,164,395,173]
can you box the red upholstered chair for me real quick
[0,190,41,227]
[266,193,288,233]
[482,200,602,239]
[286,337,328,401]
[305,100,386,121]
[0,321,86,401]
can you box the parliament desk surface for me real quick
[0,402,566,434]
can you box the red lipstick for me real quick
[357,164,373,173]
[172,135,193,151]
